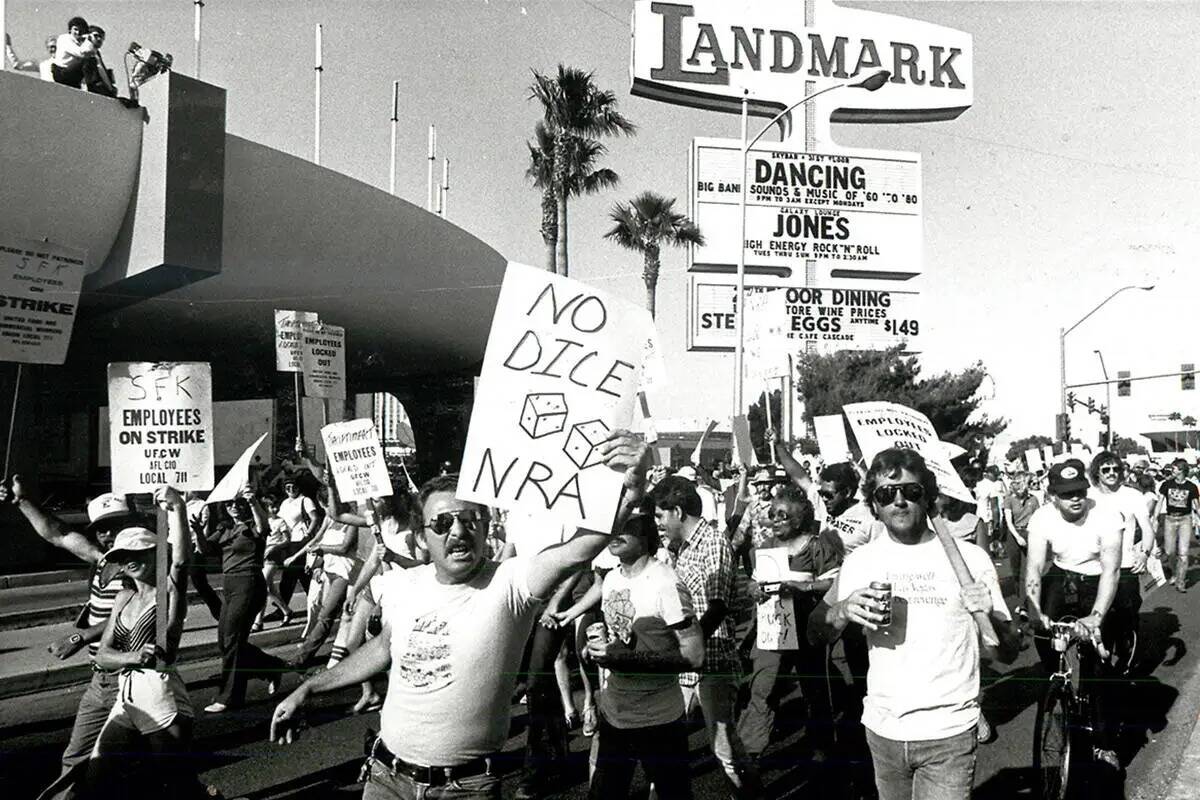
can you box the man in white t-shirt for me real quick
[810,448,1018,800]
[50,16,96,88]
[270,430,650,800]
[1025,458,1125,772]
[584,505,703,799]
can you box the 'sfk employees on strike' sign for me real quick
[0,237,87,365]
[108,362,214,494]
[458,262,658,532]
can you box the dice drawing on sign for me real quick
[563,419,609,470]
[519,392,568,439]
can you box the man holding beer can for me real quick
[810,448,1019,800]
[583,503,704,799]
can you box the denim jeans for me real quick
[865,727,976,800]
[589,714,693,799]
[1163,514,1193,587]
[681,673,748,790]
[361,758,499,800]
[37,669,120,800]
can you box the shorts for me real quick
[98,669,193,741]
[322,553,358,582]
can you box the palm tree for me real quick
[525,122,619,274]
[530,65,635,276]
[605,191,704,318]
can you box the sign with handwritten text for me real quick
[457,262,657,532]
[108,362,214,494]
[275,309,318,372]
[321,418,392,503]
[842,401,972,503]
[302,322,346,399]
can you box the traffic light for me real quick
[1067,391,1077,410]
[1117,370,1131,397]
[1184,363,1195,391]
[1056,413,1070,442]
[1086,397,1096,414]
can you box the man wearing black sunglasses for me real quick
[1025,458,1124,773]
[269,429,649,800]
[810,449,1017,800]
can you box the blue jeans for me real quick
[361,758,499,800]
[865,727,976,800]
[37,669,120,800]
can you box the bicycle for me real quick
[1031,619,1111,800]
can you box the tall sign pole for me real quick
[441,157,451,218]
[314,24,322,165]
[389,81,399,195]
[193,0,204,78]
[426,125,437,211]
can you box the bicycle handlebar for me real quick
[1038,618,1110,660]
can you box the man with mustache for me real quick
[269,430,649,800]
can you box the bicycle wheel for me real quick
[1033,682,1075,800]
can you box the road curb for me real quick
[1164,644,1200,800]
[0,624,302,701]
[0,569,88,591]
[0,587,223,632]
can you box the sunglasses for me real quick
[817,489,839,501]
[768,509,794,521]
[424,508,483,535]
[1098,465,1121,475]
[871,483,926,506]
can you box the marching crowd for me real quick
[6,428,1198,800]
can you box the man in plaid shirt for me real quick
[653,476,750,796]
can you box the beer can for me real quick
[870,581,893,627]
[586,621,609,646]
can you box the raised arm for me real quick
[527,431,650,600]
[1,476,104,564]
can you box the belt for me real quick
[366,738,493,786]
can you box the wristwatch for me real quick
[68,633,83,645]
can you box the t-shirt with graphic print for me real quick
[835,532,1009,742]
[1158,479,1198,516]
[599,557,695,730]
[377,557,542,766]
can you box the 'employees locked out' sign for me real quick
[321,418,392,503]
[302,322,346,399]
[689,138,922,281]
[275,309,318,372]
[458,262,659,532]
[688,274,921,353]
[108,362,214,494]
[0,236,87,365]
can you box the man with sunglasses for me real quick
[0,476,149,799]
[1156,458,1198,592]
[269,429,649,800]
[1025,458,1124,772]
[810,449,1017,800]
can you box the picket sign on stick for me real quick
[841,401,995,646]
[690,419,719,465]
[637,391,662,467]
[321,419,392,504]
[731,414,754,467]
[813,414,850,463]
[207,432,270,505]
[2,364,21,480]
[275,310,318,453]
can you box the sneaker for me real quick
[205,702,228,714]
[582,703,598,737]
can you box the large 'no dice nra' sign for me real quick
[631,0,973,123]
[458,263,658,532]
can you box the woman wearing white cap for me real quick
[80,486,202,798]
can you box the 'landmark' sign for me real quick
[631,0,973,124]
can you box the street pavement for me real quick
[2,561,1200,798]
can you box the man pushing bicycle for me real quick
[1024,458,1125,774]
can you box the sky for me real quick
[8,0,1200,447]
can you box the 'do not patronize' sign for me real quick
[108,362,214,494]
[458,262,658,532]
[0,237,87,365]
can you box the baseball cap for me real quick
[676,466,698,482]
[98,526,157,584]
[751,468,777,484]
[1047,459,1089,494]
[86,493,136,531]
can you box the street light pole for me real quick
[1095,349,1111,448]
[1057,284,1154,442]
[732,70,889,420]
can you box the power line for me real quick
[574,0,626,28]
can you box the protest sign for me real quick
[302,322,346,399]
[321,418,392,503]
[744,291,790,383]
[1025,448,1044,474]
[731,414,754,466]
[690,419,719,465]
[813,414,850,462]
[842,401,973,503]
[754,548,803,650]
[457,262,655,532]
[207,432,269,505]
[0,237,87,365]
[108,362,214,494]
[275,310,318,372]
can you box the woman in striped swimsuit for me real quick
[81,487,202,799]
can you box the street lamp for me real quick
[1094,349,1111,448]
[1058,284,1154,441]
[732,70,890,419]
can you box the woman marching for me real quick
[80,486,207,799]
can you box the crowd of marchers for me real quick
[9,427,1194,800]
